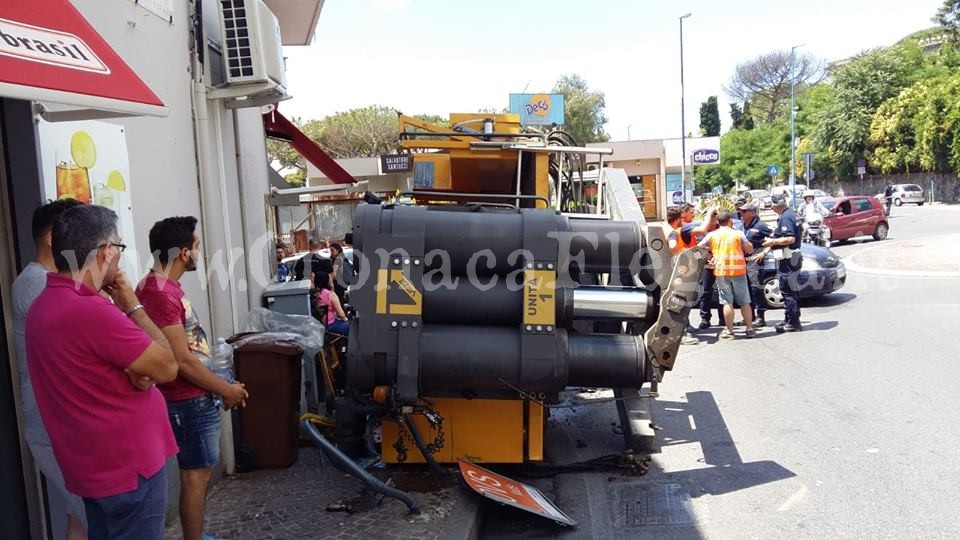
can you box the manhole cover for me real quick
[614,483,695,527]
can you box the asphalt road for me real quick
[480,203,960,539]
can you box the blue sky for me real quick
[281,0,943,141]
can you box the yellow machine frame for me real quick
[398,113,551,209]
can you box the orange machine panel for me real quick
[382,398,525,464]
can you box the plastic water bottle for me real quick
[211,338,234,384]
[210,338,234,410]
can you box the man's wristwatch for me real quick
[125,304,145,318]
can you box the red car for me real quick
[822,196,889,243]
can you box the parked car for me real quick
[746,189,773,209]
[809,189,831,202]
[821,196,889,242]
[874,184,926,206]
[760,244,847,309]
[890,184,925,206]
[771,184,808,207]
[706,243,846,309]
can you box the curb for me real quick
[438,485,484,540]
[843,235,960,278]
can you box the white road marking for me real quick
[777,485,809,512]
[688,414,697,431]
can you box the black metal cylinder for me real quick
[422,209,527,274]
[419,325,524,390]
[422,275,523,325]
[567,219,643,274]
[417,325,645,392]
[355,204,644,276]
[566,333,645,388]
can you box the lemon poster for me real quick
[37,120,138,274]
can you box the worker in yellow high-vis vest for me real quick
[698,211,756,339]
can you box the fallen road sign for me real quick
[458,460,577,527]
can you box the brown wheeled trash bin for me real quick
[229,335,303,469]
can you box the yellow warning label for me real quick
[376,269,423,316]
[523,269,556,326]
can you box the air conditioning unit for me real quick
[209,0,289,108]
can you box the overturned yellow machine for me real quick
[330,113,704,465]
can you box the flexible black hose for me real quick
[300,420,421,514]
[403,414,446,476]
[546,129,586,212]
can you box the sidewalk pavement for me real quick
[851,233,960,273]
[164,448,481,540]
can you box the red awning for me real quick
[0,1,167,117]
[263,108,355,185]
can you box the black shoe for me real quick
[755,319,766,328]
[775,322,802,333]
[698,320,711,330]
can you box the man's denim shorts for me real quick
[167,394,221,469]
[716,275,751,306]
[84,469,167,540]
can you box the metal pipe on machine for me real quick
[421,280,651,326]
[571,287,654,321]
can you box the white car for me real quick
[890,184,925,206]
[809,189,831,202]
[771,184,807,205]
[746,189,773,209]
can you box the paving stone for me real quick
[164,448,456,539]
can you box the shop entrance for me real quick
[629,174,659,220]
[0,98,30,539]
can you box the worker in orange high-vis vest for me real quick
[698,211,756,339]
[668,206,718,346]
[667,207,693,255]
[668,206,716,256]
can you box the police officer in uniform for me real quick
[764,194,803,332]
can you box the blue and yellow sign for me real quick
[509,93,565,126]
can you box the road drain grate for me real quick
[614,483,695,527]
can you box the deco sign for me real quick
[692,148,720,165]
[509,93,565,127]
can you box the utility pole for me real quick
[789,43,804,209]
[679,12,692,201]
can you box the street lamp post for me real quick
[679,12,692,201]
[789,43,804,208]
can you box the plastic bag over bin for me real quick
[231,307,326,365]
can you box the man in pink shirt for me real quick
[26,205,179,540]
[138,216,248,540]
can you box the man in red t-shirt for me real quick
[27,205,179,540]
[138,216,247,540]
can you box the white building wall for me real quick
[72,0,275,340]
[71,0,211,329]
[235,108,273,310]
[663,136,721,169]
